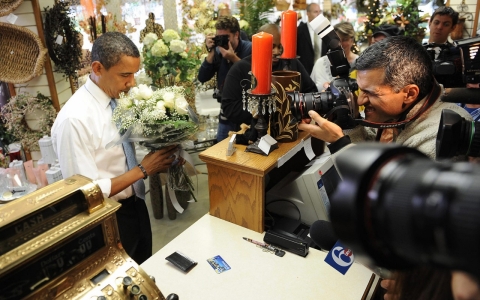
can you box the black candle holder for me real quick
[242,87,278,155]
[277,55,300,71]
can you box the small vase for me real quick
[269,70,301,142]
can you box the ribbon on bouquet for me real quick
[166,148,198,214]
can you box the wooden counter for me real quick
[199,131,314,233]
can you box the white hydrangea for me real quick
[180,52,188,59]
[169,39,187,54]
[135,71,153,86]
[143,33,158,48]
[163,29,180,43]
[151,40,169,57]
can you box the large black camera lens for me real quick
[330,143,480,277]
[436,109,480,158]
[288,90,334,121]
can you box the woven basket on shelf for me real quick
[0,22,48,84]
[0,0,23,17]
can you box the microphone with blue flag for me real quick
[324,240,355,275]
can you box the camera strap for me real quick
[354,81,441,130]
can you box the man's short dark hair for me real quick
[355,36,433,100]
[215,16,240,34]
[91,32,140,70]
[430,6,459,27]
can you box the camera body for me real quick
[424,36,480,87]
[213,34,229,50]
[287,15,358,129]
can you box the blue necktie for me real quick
[110,99,146,199]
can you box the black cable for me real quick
[265,199,302,222]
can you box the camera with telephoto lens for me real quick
[213,34,229,50]
[287,15,358,129]
[436,109,480,159]
[330,143,480,278]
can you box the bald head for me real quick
[257,24,282,65]
[258,24,280,36]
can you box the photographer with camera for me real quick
[197,16,252,142]
[298,35,471,160]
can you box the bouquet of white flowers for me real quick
[112,84,199,202]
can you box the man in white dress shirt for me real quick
[51,32,180,264]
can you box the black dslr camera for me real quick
[287,15,358,129]
[213,34,229,50]
[424,36,480,87]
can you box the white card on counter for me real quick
[258,134,277,154]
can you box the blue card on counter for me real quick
[207,255,231,274]
[324,240,355,275]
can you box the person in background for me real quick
[51,32,181,265]
[296,3,327,75]
[310,21,358,91]
[197,16,252,142]
[220,23,318,141]
[428,6,458,45]
[372,24,404,44]
[299,36,471,161]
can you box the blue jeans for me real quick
[217,120,238,142]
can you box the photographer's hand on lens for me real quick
[141,145,179,175]
[451,271,480,300]
[298,110,345,143]
[380,279,400,300]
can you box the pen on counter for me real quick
[243,237,285,257]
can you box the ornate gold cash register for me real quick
[0,175,169,300]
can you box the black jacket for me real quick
[296,22,328,75]
[221,55,318,125]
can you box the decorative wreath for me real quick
[0,93,57,152]
[44,0,82,79]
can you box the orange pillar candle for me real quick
[251,32,273,95]
[281,10,298,59]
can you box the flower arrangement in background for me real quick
[142,29,202,87]
[180,0,215,36]
[78,12,136,43]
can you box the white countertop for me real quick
[142,214,377,300]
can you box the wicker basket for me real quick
[0,22,48,84]
[0,0,23,17]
